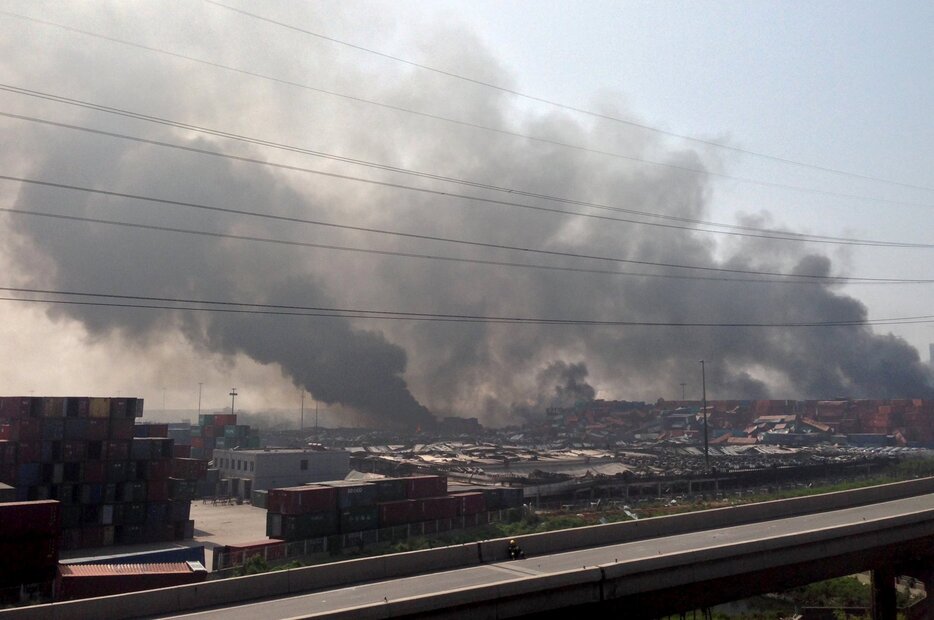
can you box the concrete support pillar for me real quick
[872,567,897,620]
[657,482,662,497]
[688,481,693,495]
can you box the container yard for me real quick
[0,397,197,552]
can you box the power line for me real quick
[204,0,934,194]
[4,205,932,285]
[1,85,931,247]
[15,175,902,279]
[3,286,933,326]
[4,111,933,258]
[1,11,930,209]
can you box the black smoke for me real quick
[2,3,931,429]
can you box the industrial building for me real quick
[212,448,349,491]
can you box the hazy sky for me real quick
[0,1,931,425]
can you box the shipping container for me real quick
[172,444,191,458]
[377,500,416,527]
[318,481,377,509]
[110,418,134,440]
[147,480,169,502]
[339,505,379,533]
[169,500,191,522]
[18,441,41,463]
[0,396,36,419]
[86,418,109,441]
[40,418,65,441]
[40,397,66,419]
[56,561,206,601]
[251,489,268,509]
[170,458,208,481]
[448,492,486,516]
[412,496,458,521]
[89,398,111,419]
[11,418,41,441]
[168,478,196,501]
[266,510,337,540]
[267,485,337,515]
[0,500,61,538]
[373,478,407,503]
[104,441,130,461]
[404,475,448,499]
[232,539,287,563]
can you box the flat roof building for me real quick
[213,448,350,491]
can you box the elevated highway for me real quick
[4,478,933,620]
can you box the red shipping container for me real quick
[378,500,415,526]
[147,480,169,502]
[226,539,287,562]
[109,418,134,440]
[172,444,191,458]
[0,397,34,419]
[170,458,207,481]
[405,475,447,499]
[147,460,171,480]
[0,538,59,574]
[268,486,337,515]
[18,441,42,463]
[202,425,217,439]
[148,424,169,438]
[104,441,129,461]
[63,441,88,463]
[56,562,206,601]
[0,425,10,440]
[414,496,458,521]
[0,500,62,538]
[86,418,110,441]
[449,492,486,516]
[11,418,41,441]
[83,461,105,484]
[190,436,204,449]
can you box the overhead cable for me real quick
[204,0,934,193]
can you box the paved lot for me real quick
[59,502,270,571]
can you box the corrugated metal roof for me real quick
[59,562,195,577]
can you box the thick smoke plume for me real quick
[1,4,931,427]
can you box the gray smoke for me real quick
[2,3,931,428]
[510,361,596,420]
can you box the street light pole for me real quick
[680,382,686,401]
[229,388,238,417]
[300,390,305,435]
[699,360,709,471]
[197,383,203,417]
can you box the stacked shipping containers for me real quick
[263,475,519,543]
[0,397,195,550]
[189,413,260,461]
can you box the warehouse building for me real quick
[212,448,349,491]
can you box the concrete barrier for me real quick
[478,477,934,562]
[2,477,930,620]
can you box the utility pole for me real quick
[300,390,305,435]
[315,401,319,443]
[162,387,166,415]
[699,360,709,471]
[229,388,238,416]
[197,383,203,417]
[680,382,686,401]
